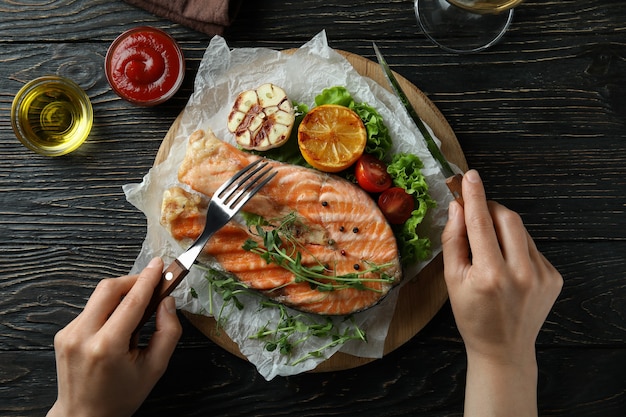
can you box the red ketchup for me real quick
[105,27,185,106]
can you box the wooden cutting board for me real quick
[155,50,468,372]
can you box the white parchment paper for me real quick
[123,31,455,380]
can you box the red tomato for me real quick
[378,187,415,224]
[354,154,392,193]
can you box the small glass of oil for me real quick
[11,76,93,156]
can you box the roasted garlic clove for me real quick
[227,83,295,151]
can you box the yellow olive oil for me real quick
[12,76,93,156]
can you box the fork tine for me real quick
[214,158,264,197]
[215,159,275,208]
[229,169,277,212]
[223,164,275,208]
[225,162,269,198]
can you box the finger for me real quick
[442,200,471,285]
[142,297,182,379]
[488,201,533,268]
[77,274,138,331]
[462,170,503,263]
[103,257,164,337]
[525,231,563,289]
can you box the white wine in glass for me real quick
[415,0,523,53]
[447,0,523,14]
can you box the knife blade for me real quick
[372,42,464,206]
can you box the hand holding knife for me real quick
[372,43,464,206]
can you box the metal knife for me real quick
[372,43,464,206]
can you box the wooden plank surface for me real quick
[1,0,625,416]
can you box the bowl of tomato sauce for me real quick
[105,26,185,106]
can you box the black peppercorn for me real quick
[352,227,359,233]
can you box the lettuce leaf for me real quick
[351,102,392,160]
[387,153,437,266]
[314,86,353,107]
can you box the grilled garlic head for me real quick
[227,83,295,151]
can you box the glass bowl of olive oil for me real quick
[11,76,93,156]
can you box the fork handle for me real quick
[134,260,189,335]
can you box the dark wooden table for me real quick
[1,1,625,416]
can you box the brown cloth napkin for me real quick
[124,0,243,36]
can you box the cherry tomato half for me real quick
[378,187,415,224]
[354,154,392,193]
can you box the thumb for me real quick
[442,201,471,286]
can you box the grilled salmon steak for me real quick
[160,129,402,315]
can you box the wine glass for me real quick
[415,0,523,54]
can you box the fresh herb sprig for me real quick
[195,266,249,327]
[193,266,368,366]
[250,300,367,366]
[242,213,395,292]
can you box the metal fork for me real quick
[136,159,276,332]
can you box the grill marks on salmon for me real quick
[160,129,402,315]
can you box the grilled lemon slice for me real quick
[297,104,367,173]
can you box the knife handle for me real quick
[133,260,188,337]
[446,173,464,207]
